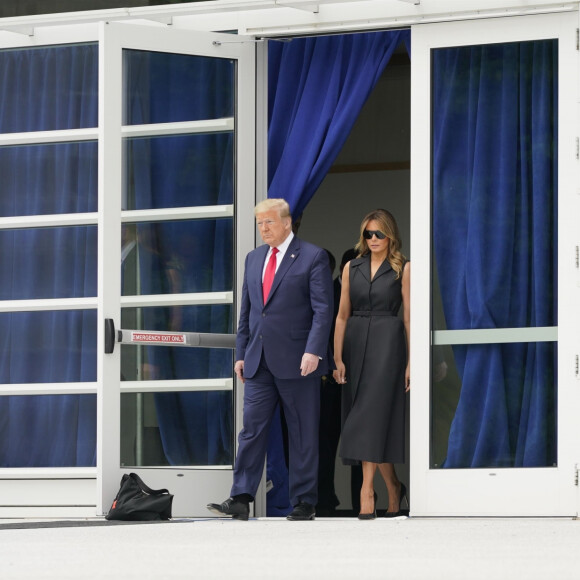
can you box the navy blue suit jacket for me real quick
[236,236,333,380]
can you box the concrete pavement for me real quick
[0,516,579,579]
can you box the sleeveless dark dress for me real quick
[339,254,407,465]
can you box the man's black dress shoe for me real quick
[287,502,316,521]
[206,498,250,521]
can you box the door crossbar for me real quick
[104,318,236,353]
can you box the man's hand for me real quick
[234,360,245,383]
[300,353,319,377]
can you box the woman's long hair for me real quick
[355,209,406,279]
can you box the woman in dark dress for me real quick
[333,209,410,519]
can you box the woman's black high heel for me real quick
[384,483,408,518]
[358,491,377,520]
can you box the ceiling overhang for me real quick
[0,0,576,39]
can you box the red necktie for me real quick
[263,247,279,303]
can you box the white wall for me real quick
[299,170,410,271]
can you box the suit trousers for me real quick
[231,355,321,507]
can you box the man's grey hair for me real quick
[254,198,291,218]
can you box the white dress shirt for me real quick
[262,231,294,281]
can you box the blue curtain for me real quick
[266,31,410,513]
[0,44,99,467]
[123,51,235,466]
[432,40,558,467]
[268,30,410,218]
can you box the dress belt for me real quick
[352,310,396,317]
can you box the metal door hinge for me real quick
[575,354,579,379]
[576,137,579,160]
[575,466,579,486]
[576,28,579,50]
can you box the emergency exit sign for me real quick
[131,332,186,344]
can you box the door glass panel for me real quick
[123,133,234,210]
[120,46,237,472]
[120,305,233,382]
[0,226,97,300]
[0,394,96,467]
[121,391,233,467]
[123,50,235,125]
[0,43,98,133]
[0,42,99,473]
[121,219,233,296]
[121,344,233,382]
[430,39,558,469]
[0,310,97,383]
[0,142,98,217]
[431,342,557,469]
[121,304,233,334]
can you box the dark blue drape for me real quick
[432,40,558,467]
[268,30,410,219]
[124,51,235,466]
[0,44,99,467]
[266,31,410,513]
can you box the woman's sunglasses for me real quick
[363,230,387,240]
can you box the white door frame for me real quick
[98,21,256,516]
[0,27,101,518]
[2,5,578,520]
[410,11,580,516]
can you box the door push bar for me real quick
[104,318,236,354]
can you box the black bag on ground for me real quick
[105,473,174,521]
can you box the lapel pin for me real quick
[291,254,295,258]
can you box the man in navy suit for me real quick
[207,198,333,520]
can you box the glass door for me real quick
[0,39,100,518]
[410,12,579,516]
[98,22,256,517]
